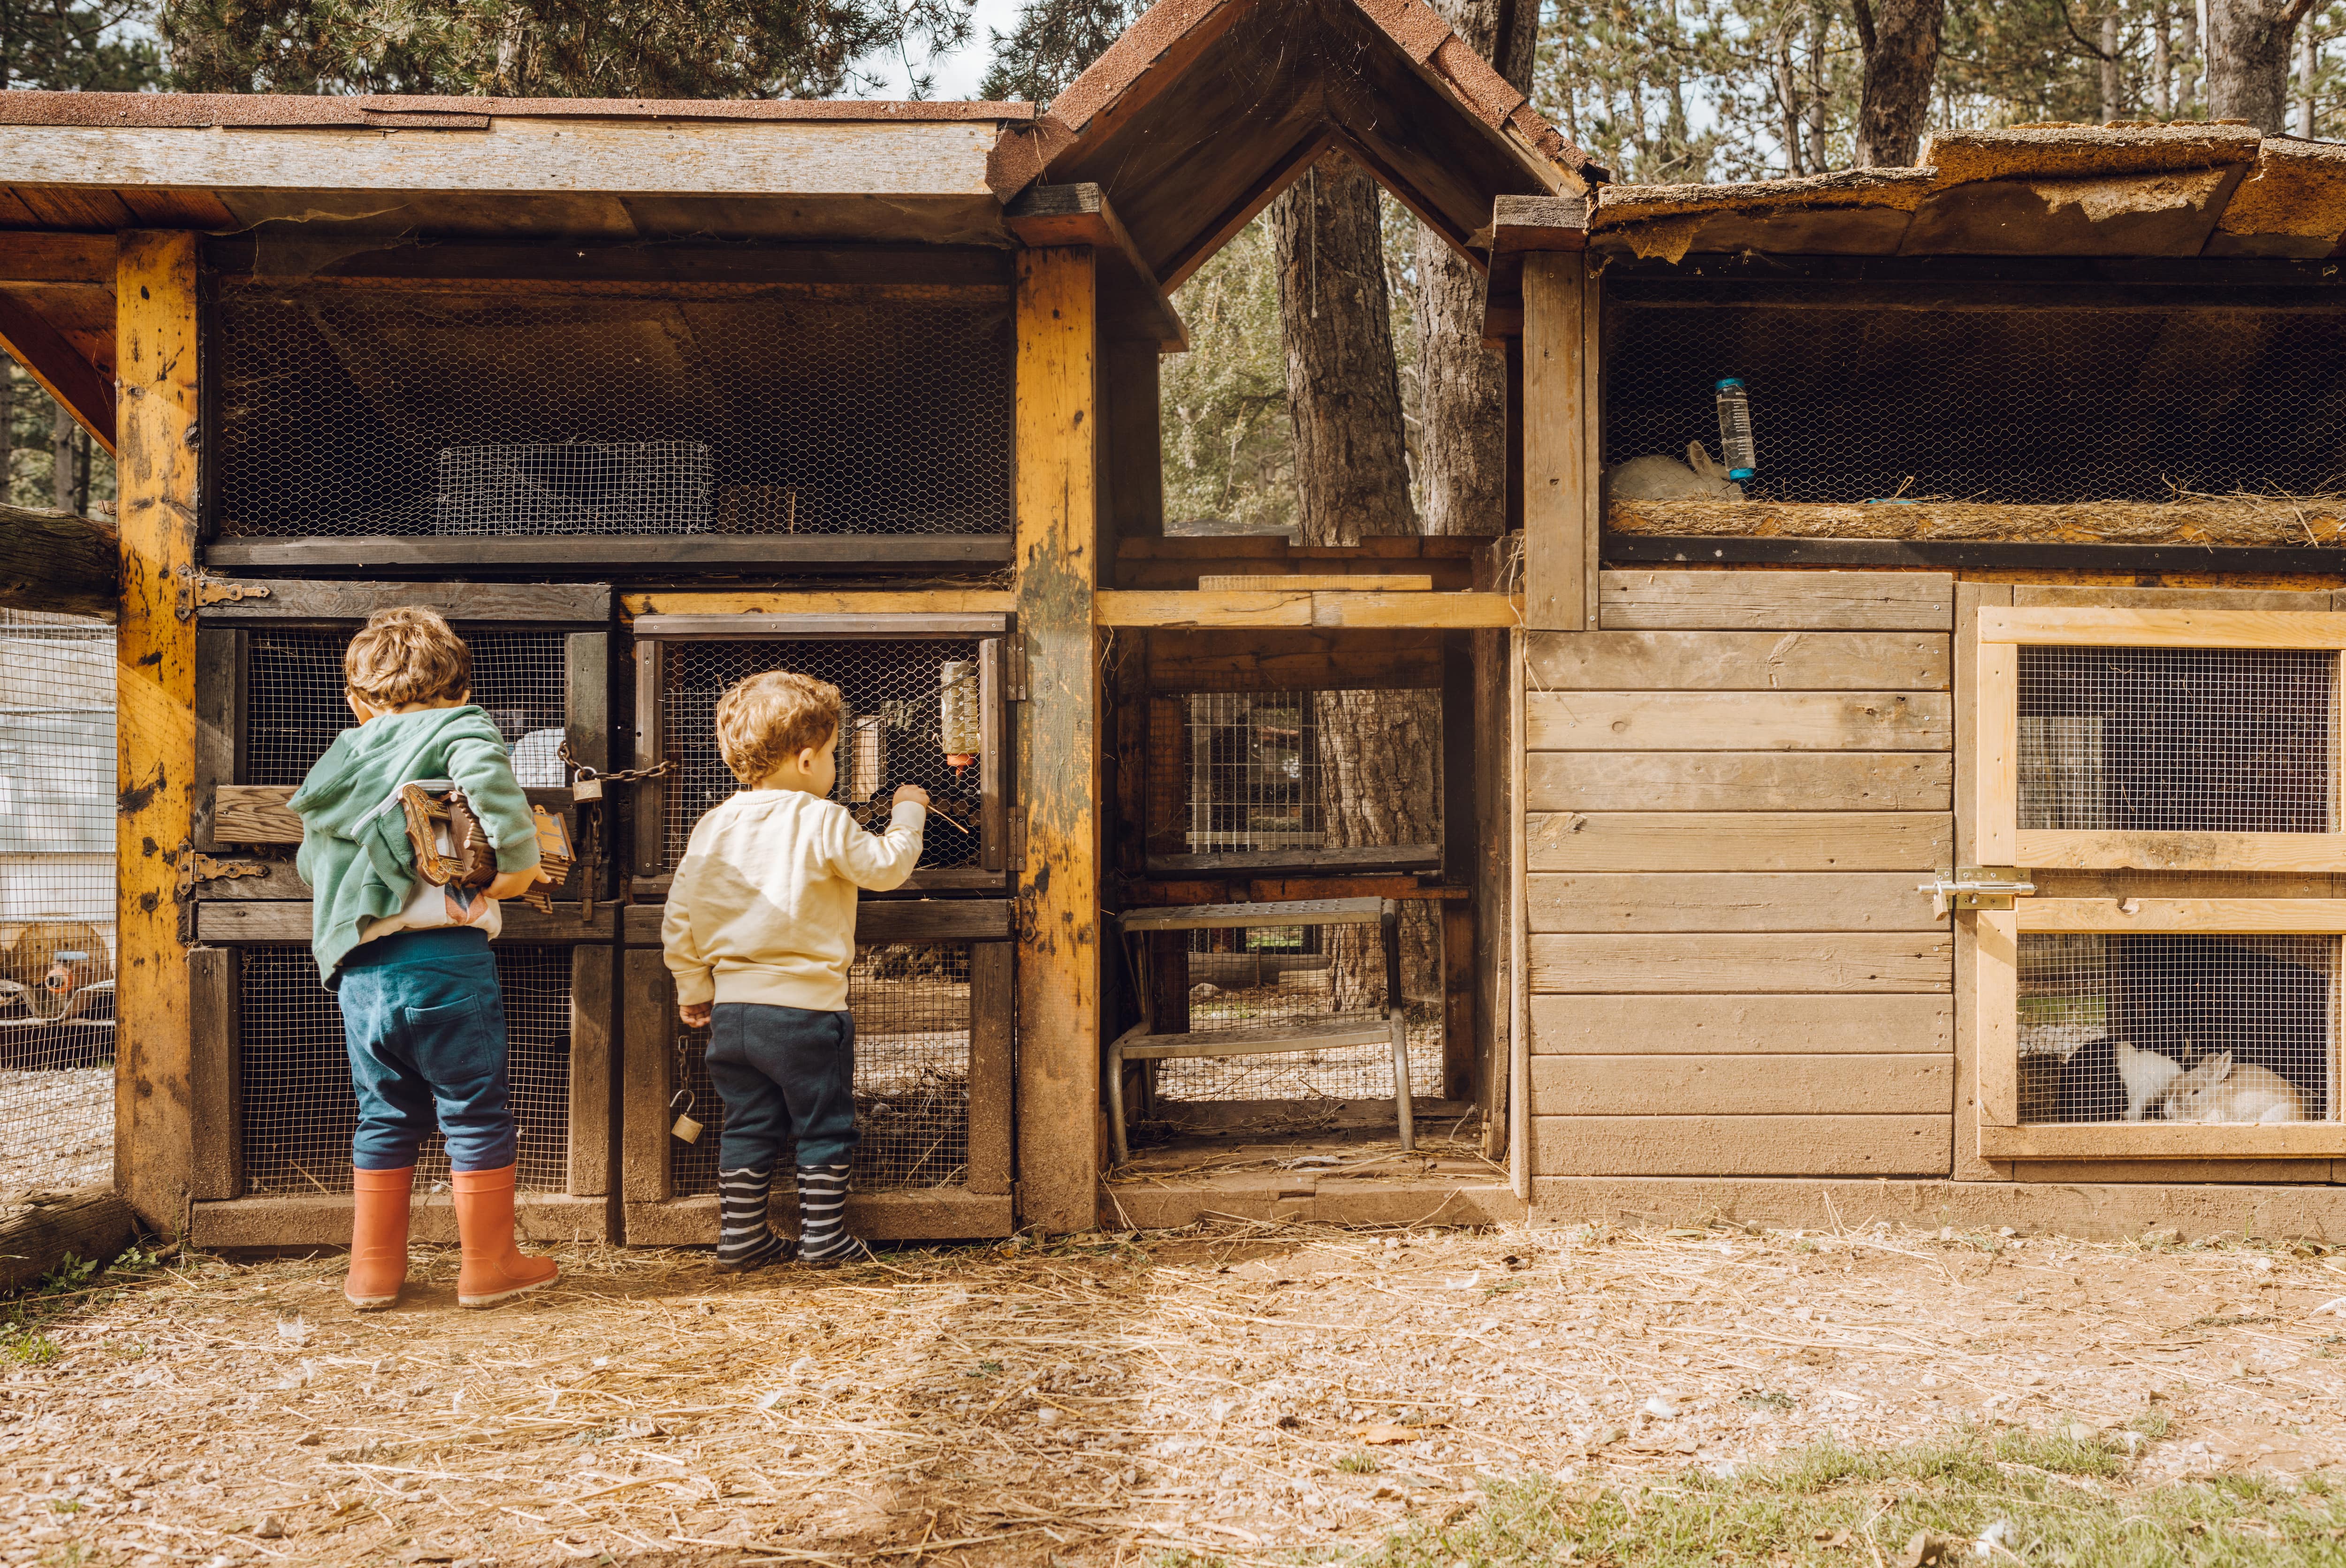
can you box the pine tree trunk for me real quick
[50,402,73,511]
[1853,0,1944,166]
[2207,0,2312,131]
[1267,152,1441,1023]
[1412,0,1536,540]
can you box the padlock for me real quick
[573,773,604,803]
[671,1112,703,1144]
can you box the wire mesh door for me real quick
[236,946,575,1194]
[1973,603,2346,1156]
[635,617,1007,889]
[0,610,116,1195]
[668,941,979,1196]
[211,281,1011,540]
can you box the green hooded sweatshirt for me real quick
[291,705,541,982]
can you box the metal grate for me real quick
[244,630,570,788]
[1183,693,1324,852]
[1154,904,1444,1103]
[237,946,573,1194]
[668,942,974,1195]
[661,639,986,873]
[1604,296,2346,504]
[2017,647,2333,835]
[213,282,1012,537]
[0,610,117,1195]
[2017,933,2334,1123]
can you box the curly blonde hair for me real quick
[715,670,842,785]
[343,607,472,708]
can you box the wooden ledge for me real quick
[1979,1122,2346,1159]
[1095,590,1520,629]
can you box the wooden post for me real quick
[116,229,202,1234]
[1014,247,1101,1234]
[1523,253,1594,632]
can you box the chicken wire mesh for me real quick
[667,943,976,1195]
[0,610,117,1195]
[1603,294,2346,504]
[2017,933,2334,1124]
[213,282,1012,537]
[244,630,571,788]
[660,639,987,874]
[2017,646,2334,835]
[237,946,573,1194]
[1178,691,1438,853]
[1151,904,1444,1104]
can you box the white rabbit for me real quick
[1601,441,1747,508]
[2154,1050,2305,1124]
[2114,1039,2182,1121]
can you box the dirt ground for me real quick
[5,1217,2346,1566]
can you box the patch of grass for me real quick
[1,1323,59,1365]
[1,1245,173,1370]
[1356,1430,2339,1567]
[1337,1452,1381,1475]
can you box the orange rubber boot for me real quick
[450,1165,560,1308]
[345,1165,414,1310]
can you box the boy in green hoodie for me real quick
[290,607,557,1312]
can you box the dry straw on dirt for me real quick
[2,1218,2342,1565]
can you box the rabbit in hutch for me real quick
[2155,1050,2307,1123]
[2054,1036,2184,1121]
[1600,442,1746,509]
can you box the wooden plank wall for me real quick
[1527,570,1958,1178]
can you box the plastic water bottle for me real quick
[1714,378,1757,481]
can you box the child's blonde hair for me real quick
[344,607,472,708]
[715,670,842,785]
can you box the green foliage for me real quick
[1160,217,1296,535]
[1337,1451,1382,1475]
[161,0,972,98]
[1,0,165,91]
[1359,1429,2343,1566]
[977,0,1138,103]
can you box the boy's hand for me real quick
[484,864,554,901]
[679,1001,712,1029]
[892,784,929,809]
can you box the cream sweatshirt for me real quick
[661,790,926,1012]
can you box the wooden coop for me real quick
[19,1,2344,1247]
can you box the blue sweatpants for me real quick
[707,1004,858,1171]
[336,928,517,1173]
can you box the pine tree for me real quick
[977,0,1139,102]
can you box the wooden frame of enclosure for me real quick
[1967,601,2346,1163]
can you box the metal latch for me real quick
[177,569,273,620]
[1005,635,1029,702]
[177,853,268,896]
[1919,867,2036,918]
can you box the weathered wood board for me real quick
[1529,933,1954,993]
[1532,1054,1954,1116]
[1526,690,1950,751]
[1527,629,1950,691]
[1530,994,1952,1055]
[1526,812,1953,872]
[1527,752,1951,812]
[1533,1114,1953,1175]
[1600,571,1955,631]
[1527,873,1944,933]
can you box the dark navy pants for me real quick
[337,928,517,1173]
[707,1003,858,1171]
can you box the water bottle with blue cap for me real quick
[1714,378,1756,481]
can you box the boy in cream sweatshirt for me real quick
[662,670,926,1268]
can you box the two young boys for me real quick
[295,609,918,1305]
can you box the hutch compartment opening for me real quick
[236,945,577,1194]
[1603,284,2346,508]
[211,280,1012,542]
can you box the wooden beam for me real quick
[1143,627,1446,692]
[0,231,117,286]
[202,533,1015,571]
[201,579,610,623]
[620,589,1016,618]
[0,502,117,617]
[0,1187,137,1296]
[1522,251,1588,630]
[1014,246,1102,1235]
[0,286,115,452]
[1005,184,1187,350]
[115,229,201,1236]
[1980,606,2346,649]
[1093,590,1519,628]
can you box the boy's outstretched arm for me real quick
[661,852,716,1028]
[829,785,928,891]
[445,729,548,899]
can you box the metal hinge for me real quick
[177,853,269,896]
[1005,635,1029,702]
[1919,867,2036,919]
[176,569,273,620]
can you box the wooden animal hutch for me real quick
[1498,124,2346,1237]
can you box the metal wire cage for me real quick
[641,624,1004,883]
[1151,905,1446,1104]
[668,942,975,1194]
[211,281,1013,538]
[2017,646,2334,836]
[244,629,572,787]
[2016,932,2336,1125]
[1603,289,2346,505]
[1167,689,1441,857]
[0,610,117,1195]
[236,945,575,1193]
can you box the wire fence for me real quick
[0,610,116,1196]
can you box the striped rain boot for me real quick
[715,1165,791,1272]
[794,1164,860,1266]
